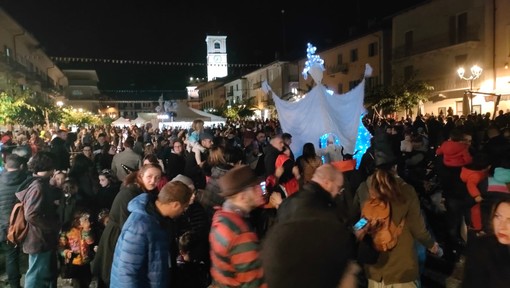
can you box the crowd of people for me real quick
[0,110,509,287]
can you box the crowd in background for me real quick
[0,110,509,287]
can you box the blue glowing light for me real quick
[354,115,372,168]
[302,43,325,80]
[318,115,372,168]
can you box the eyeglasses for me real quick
[101,169,112,175]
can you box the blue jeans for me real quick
[0,242,21,288]
[415,242,426,288]
[24,250,57,288]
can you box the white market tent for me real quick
[189,107,227,124]
[132,116,149,126]
[111,117,131,127]
[156,101,227,129]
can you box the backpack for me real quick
[7,176,36,247]
[361,198,405,252]
[7,202,28,246]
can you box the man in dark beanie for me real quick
[209,165,266,287]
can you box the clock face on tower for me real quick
[213,55,221,63]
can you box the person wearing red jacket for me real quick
[436,128,473,260]
[460,153,491,234]
[436,129,472,168]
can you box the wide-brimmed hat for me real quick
[219,165,260,197]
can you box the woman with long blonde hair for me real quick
[353,129,440,288]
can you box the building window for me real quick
[214,42,220,49]
[350,49,358,62]
[507,25,510,57]
[349,80,360,90]
[404,65,414,82]
[405,31,413,56]
[456,101,463,115]
[455,54,467,68]
[337,54,343,64]
[457,12,468,42]
[450,12,468,44]
[4,46,11,57]
[366,76,379,90]
[368,42,378,57]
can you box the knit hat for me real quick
[171,174,195,190]
[199,132,213,141]
[218,165,260,197]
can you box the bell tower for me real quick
[206,35,228,81]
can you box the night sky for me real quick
[1,0,426,90]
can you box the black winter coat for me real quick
[91,183,144,284]
[463,235,510,288]
[0,169,29,241]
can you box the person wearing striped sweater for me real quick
[209,165,267,288]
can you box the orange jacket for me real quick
[460,167,488,198]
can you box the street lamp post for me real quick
[457,65,483,114]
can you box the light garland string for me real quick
[49,56,263,67]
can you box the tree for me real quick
[100,116,114,126]
[14,95,64,127]
[0,75,32,125]
[365,74,434,117]
[61,108,101,127]
[221,100,256,120]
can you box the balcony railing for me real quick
[253,81,265,89]
[0,53,15,69]
[393,27,480,59]
[326,63,349,75]
[0,52,61,93]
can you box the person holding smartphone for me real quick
[353,127,440,288]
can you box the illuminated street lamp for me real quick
[457,65,483,114]
[56,101,64,108]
